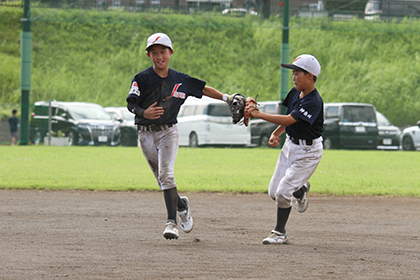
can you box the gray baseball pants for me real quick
[138,125,179,191]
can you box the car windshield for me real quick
[342,106,376,123]
[207,104,231,117]
[67,104,111,120]
[376,112,391,126]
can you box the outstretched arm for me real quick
[251,110,297,127]
[202,86,225,100]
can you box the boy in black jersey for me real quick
[247,54,324,244]
[127,33,232,240]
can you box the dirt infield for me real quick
[1,190,419,280]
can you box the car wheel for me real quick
[121,133,131,146]
[32,131,41,145]
[189,132,198,148]
[260,134,270,147]
[402,136,414,151]
[323,138,333,149]
[67,131,76,146]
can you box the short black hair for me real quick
[302,70,317,83]
[12,109,17,114]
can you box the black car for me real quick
[30,101,121,146]
[323,103,378,149]
[249,101,281,147]
[105,107,138,147]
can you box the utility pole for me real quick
[280,0,290,146]
[20,0,32,145]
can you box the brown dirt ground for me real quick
[1,190,419,280]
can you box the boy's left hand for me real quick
[144,102,164,120]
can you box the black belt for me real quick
[138,124,173,132]
[290,136,313,146]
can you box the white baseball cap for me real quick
[146,33,173,51]
[281,54,321,77]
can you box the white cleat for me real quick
[178,196,193,233]
[262,230,288,245]
[163,221,179,240]
[296,182,310,213]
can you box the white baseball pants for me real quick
[269,136,323,208]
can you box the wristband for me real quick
[222,94,230,102]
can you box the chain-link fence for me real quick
[3,0,420,20]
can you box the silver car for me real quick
[401,120,420,151]
[376,111,401,150]
[105,107,138,147]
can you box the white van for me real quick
[177,96,251,147]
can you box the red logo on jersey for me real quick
[163,83,186,101]
[132,81,138,88]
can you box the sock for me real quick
[293,185,307,199]
[274,206,292,233]
[163,188,179,223]
[177,195,187,211]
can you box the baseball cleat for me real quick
[163,221,179,240]
[262,230,288,245]
[296,182,310,213]
[178,196,193,233]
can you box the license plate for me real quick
[383,138,392,145]
[98,136,108,142]
[355,126,366,133]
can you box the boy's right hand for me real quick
[144,102,164,120]
[269,133,280,148]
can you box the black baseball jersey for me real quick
[282,87,324,140]
[127,66,206,125]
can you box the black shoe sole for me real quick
[164,233,178,240]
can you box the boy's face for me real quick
[147,44,173,71]
[292,70,314,91]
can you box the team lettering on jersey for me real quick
[299,107,312,119]
[163,83,186,101]
[129,81,140,96]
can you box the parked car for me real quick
[364,0,420,21]
[323,103,378,149]
[30,101,120,146]
[401,120,420,151]
[105,107,138,146]
[376,111,401,150]
[249,101,281,147]
[221,8,258,17]
[177,97,251,147]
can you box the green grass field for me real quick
[1,146,418,196]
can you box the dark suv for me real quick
[30,101,121,146]
[323,103,378,149]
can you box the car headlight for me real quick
[379,130,399,136]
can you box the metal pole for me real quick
[20,0,32,145]
[48,100,52,145]
[280,0,290,146]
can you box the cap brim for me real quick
[146,43,172,51]
[281,63,306,72]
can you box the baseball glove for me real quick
[243,96,259,126]
[227,93,246,125]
